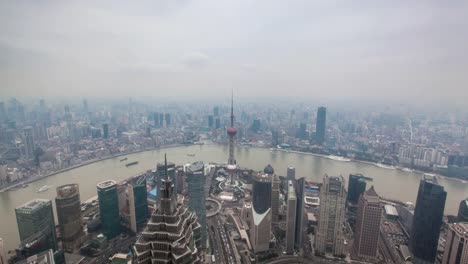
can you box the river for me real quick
[0,143,467,250]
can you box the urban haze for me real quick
[1,1,468,264]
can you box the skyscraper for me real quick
[295,177,305,251]
[458,198,468,222]
[155,161,175,201]
[102,123,109,139]
[0,238,7,264]
[55,184,85,252]
[15,199,57,254]
[213,106,219,116]
[23,126,34,160]
[286,181,297,254]
[186,162,207,247]
[287,166,296,181]
[316,106,326,145]
[215,118,220,129]
[315,175,346,257]
[159,113,164,127]
[133,155,202,263]
[226,91,237,184]
[208,115,214,128]
[97,180,120,239]
[128,176,148,233]
[352,186,382,262]
[270,166,280,223]
[164,113,171,127]
[409,174,447,264]
[250,207,271,254]
[442,222,468,264]
[347,174,368,204]
[252,168,272,215]
[153,112,159,128]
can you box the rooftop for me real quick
[14,249,54,264]
[97,180,117,189]
[16,199,50,211]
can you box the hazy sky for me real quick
[1,1,467,103]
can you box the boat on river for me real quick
[120,157,128,162]
[327,155,351,162]
[37,185,50,193]
[125,161,139,167]
[376,163,395,170]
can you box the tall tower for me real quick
[226,90,237,184]
[315,175,346,257]
[285,181,297,254]
[352,186,382,262]
[409,174,446,264]
[97,180,120,239]
[133,154,202,263]
[187,162,207,247]
[316,106,326,145]
[55,184,85,252]
[23,126,34,160]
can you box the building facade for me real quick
[315,107,326,145]
[287,166,296,181]
[352,186,382,262]
[97,180,120,239]
[156,162,175,201]
[23,126,34,160]
[0,238,7,264]
[442,222,468,264]
[347,174,367,204]
[252,171,272,215]
[15,199,57,254]
[250,208,271,253]
[55,184,85,252]
[315,175,346,257]
[271,171,280,223]
[186,162,207,247]
[128,176,148,233]
[285,181,297,254]
[409,174,447,264]
[458,198,468,222]
[295,177,305,251]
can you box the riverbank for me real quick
[0,143,187,193]
[269,147,468,183]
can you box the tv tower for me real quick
[226,90,237,184]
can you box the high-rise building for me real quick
[295,177,305,251]
[155,162,175,201]
[251,119,261,133]
[208,115,214,128]
[409,174,447,264]
[97,180,120,239]
[164,113,171,127]
[297,122,307,140]
[315,106,326,145]
[252,168,272,215]
[286,181,297,254]
[82,99,88,113]
[271,168,280,223]
[102,123,109,139]
[250,207,271,254]
[271,130,280,147]
[352,186,382,262]
[55,184,85,252]
[458,198,468,222]
[213,106,219,116]
[0,238,7,264]
[15,199,57,254]
[315,175,346,257]
[347,174,368,204]
[159,113,164,127]
[442,222,468,264]
[23,126,34,160]
[153,112,159,128]
[287,166,296,181]
[186,162,207,247]
[128,176,148,233]
[215,118,220,129]
[133,155,202,263]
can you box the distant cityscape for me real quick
[0,96,467,264]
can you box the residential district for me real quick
[0,97,467,264]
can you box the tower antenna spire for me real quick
[164,153,168,181]
[231,89,234,127]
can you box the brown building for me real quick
[442,222,468,264]
[352,186,382,263]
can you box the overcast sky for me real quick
[1,1,467,104]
